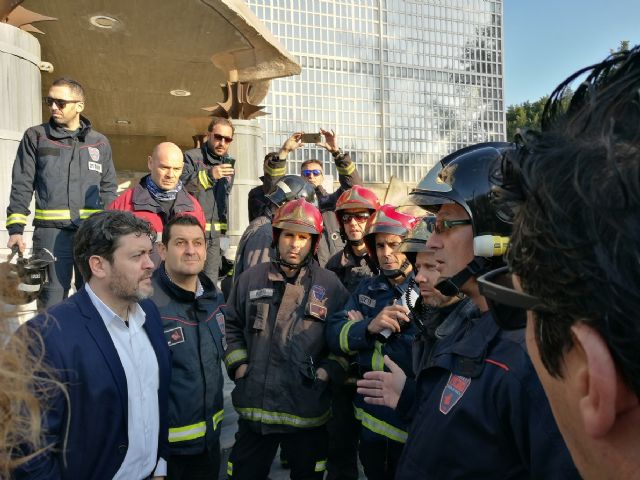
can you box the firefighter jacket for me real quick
[107,175,206,236]
[325,243,378,292]
[224,261,350,435]
[7,116,117,234]
[151,264,226,455]
[394,299,580,479]
[182,143,234,238]
[326,273,418,445]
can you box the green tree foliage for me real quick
[505,96,547,142]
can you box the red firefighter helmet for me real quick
[363,205,418,278]
[272,198,324,255]
[335,186,380,243]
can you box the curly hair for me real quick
[494,46,640,395]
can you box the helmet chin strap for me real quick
[435,256,491,297]
[381,258,412,280]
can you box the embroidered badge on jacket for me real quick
[439,373,471,415]
[165,326,185,346]
[87,146,101,162]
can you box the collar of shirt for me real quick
[85,283,146,330]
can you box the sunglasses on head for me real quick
[213,133,233,143]
[302,169,322,177]
[425,218,472,234]
[477,266,548,330]
[341,212,370,223]
[44,97,81,109]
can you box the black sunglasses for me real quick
[213,133,233,143]
[340,212,370,223]
[425,218,472,234]
[477,266,548,330]
[44,96,82,109]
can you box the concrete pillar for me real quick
[0,23,41,251]
[226,119,263,250]
[0,23,42,324]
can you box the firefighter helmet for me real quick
[266,174,318,208]
[0,248,54,305]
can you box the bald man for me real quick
[109,142,206,241]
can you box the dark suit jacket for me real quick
[14,287,171,480]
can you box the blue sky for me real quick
[503,0,640,106]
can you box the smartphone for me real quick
[301,133,321,144]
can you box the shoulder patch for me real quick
[439,373,471,415]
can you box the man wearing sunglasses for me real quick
[299,129,363,267]
[358,143,579,478]
[486,46,640,479]
[6,77,117,308]
[182,117,236,284]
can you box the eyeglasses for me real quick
[425,218,472,234]
[302,169,322,177]
[44,97,82,109]
[477,266,548,330]
[212,133,233,143]
[340,212,370,223]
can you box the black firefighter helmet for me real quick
[0,247,54,305]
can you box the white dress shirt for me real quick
[85,284,166,478]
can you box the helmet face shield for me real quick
[266,175,318,208]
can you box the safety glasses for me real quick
[340,212,370,223]
[424,218,472,234]
[302,169,322,177]
[213,133,233,143]
[477,266,548,330]
[44,97,81,109]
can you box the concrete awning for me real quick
[20,0,300,169]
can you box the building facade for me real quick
[246,0,505,184]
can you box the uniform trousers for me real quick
[227,420,327,480]
[359,438,404,480]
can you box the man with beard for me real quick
[6,77,118,308]
[14,211,171,479]
[324,186,380,480]
[151,215,225,479]
[224,199,350,479]
[182,117,236,283]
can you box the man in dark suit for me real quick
[14,210,171,480]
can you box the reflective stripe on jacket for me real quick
[7,116,117,234]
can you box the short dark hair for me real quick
[207,117,234,136]
[494,46,640,395]
[51,77,85,101]
[301,159,323,172]
[74,211,157,281]
[162,215,205,246]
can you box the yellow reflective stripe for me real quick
[328,353,349,371]
[315,459,327,472]
[353,406,408,443]
[198,169,214,190]
[168,421,206,443]
[79,209,101,219]
[339,320,357,355]
[264,164,286,176]
[224,348,248,368]
[34,209,71,220]
[227,461,233,476]
[205,222,227,232]
[236,407,331,428]
[372,341,385,371]
[336,162,356,175]
[212,409,224,430]
[6,213,28,226]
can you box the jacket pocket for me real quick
[250,302,269,331]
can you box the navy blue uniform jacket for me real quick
[14,287,171,480]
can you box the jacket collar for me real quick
[46,114,92,140]
[153,262,218,303]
